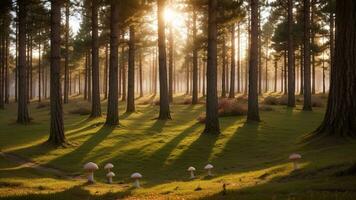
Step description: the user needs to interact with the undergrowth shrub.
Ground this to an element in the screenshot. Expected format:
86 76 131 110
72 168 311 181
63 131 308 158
263 96 279 105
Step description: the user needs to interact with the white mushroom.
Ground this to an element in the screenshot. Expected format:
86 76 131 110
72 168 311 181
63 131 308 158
104 163 114 172
83 162 99 183
204 164 214 176
289 153 302 170
131 173 142 188
187 166 196 179
106 172 115 184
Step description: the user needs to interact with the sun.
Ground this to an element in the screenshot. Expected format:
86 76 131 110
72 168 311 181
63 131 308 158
164 6 186 29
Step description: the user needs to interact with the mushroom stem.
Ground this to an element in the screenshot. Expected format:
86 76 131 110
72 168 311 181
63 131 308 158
208 169 212 176
108 177 113 184
134 179 140 188
293 161 299 170
190 171 195 179
87 171 94 183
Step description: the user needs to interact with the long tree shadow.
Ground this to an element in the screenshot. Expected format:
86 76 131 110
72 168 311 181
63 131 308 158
47 126 115 171
0 183 134 200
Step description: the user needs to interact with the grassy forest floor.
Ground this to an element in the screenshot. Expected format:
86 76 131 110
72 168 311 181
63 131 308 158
0 94 355 200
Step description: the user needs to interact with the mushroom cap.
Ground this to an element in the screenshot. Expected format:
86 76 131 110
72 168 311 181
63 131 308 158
204 164 214 170
187 166 196 171
84 162 99 171
106 172 115 177
289 153 302 160
131 172 142 179
104 163 114 169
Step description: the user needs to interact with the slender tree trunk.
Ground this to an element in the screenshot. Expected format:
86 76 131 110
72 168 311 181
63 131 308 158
264 38 268 93
247 0 260 122
105 1 119 126
229 25 236 98
192 8 198 104
38 30 41 102
121 45 127 101
48 0 66 145
157 0 171 119
104 42 109 99
0 31 3 109
311 2 316 95
84 52 88 100
314 0 356 137
64 1 69 104
287 0 295 107
15 21 18 102
168 23 174 102
139 50 143 98
202 58 206 97
303 0 312 111
126 25 135 113
274 60 277 92
237 23 241 93
17 0 30 123
300 45 304 95
90 0 101 117
204 0 220 134
221 35 226 98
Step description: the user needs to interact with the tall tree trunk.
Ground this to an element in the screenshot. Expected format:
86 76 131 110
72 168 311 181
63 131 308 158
126 25 135 113
202 57 206 97
90 0 101 117
105 1 119 126
139 50 143 98
221 35 226 98
17 0 30 123
48 0 66 145
311 1 316 95
192 8 198 104
104 42 108 99
64 1 69 104
38 30 41 102
157 0 171 120
204 0 220 134
300 45 304 95
264 38 268 93
247 0 260 122
314 0 356 137
0 31 3 109
121 45 127 101
84 52 88 100
15 21 18 102
168 23 174 102
229 25 236 98
237 23 241 93
303 0 312 111
274 60 277 92
287 0 295 107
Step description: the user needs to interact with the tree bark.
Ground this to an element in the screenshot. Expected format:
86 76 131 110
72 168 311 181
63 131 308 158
90 0 101 117
168 23 174 102
17 0 30 123
303 0 312 111
229 25 236 98
247 0 260 122
64 1 69 104
287 0 295 107
314 0 356 137
139 50 143 98
221 35 226 98
204 0 220 134
192 8 198 104
104 42 108 99
126 25 135 113
38 30 42 102
48 0 66 145
126 25 136 113
105 1 119 126
157 0 171 120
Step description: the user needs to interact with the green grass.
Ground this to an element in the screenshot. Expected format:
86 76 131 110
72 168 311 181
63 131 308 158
0 95 355 200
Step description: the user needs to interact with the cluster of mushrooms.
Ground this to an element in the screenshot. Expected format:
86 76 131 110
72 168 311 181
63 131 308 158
83 162 142 188
83 155 301 188
187 164 214 179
